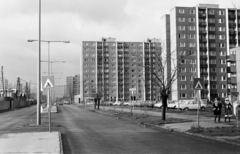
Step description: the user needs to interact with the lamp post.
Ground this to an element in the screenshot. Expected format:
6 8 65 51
28 39 69 126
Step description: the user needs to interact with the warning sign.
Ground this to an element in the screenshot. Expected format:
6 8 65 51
194 78 203 90
42 76 54 89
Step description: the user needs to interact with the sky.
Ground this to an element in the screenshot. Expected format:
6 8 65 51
0 0 239 90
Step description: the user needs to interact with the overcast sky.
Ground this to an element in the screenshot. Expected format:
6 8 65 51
0 0 239 89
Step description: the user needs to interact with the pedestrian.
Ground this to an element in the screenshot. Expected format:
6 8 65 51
224 98 233 122
213 98 222 123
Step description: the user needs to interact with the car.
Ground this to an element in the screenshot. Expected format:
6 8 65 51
113 101 122 106
178 100 207 111
58 102 63 106
123 102 132 106
154 101 162 108
63 101 70 105
167 100 178 109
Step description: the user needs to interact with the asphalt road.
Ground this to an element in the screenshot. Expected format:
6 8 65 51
1 105 240 154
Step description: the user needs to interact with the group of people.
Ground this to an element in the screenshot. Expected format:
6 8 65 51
213 98 233 123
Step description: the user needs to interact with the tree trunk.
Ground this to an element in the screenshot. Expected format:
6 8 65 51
97 99 100 110
162 94 168 120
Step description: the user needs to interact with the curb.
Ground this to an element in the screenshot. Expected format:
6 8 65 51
58 132 64 154
91 108 240 147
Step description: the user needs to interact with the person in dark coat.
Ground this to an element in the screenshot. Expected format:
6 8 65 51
224 98 233 122
213 98 222 122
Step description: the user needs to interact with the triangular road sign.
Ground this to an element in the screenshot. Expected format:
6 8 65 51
194 78 204 90
43 79 53 88
195 81 203 89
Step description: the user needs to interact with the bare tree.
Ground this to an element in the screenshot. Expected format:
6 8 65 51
144 44 185 120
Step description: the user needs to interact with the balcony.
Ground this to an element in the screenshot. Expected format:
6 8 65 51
229 39 237 44
200 63 208 67
199 22 207 26
230 77 237 84
230 88 238 93
229 22 236 27
200 55 208 59
200 47 207 51
199 13 206 18
199 30 207 34
229 14 236 19
199 38 207 43
200 72 208 76
229 31 237 35
227 66 236 73
226 54 236 62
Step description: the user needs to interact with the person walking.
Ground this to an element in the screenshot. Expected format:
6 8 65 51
213 98 222 123
224 98 233 122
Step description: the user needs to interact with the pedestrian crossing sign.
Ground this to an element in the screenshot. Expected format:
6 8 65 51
42 76 54 89
194 78 203 90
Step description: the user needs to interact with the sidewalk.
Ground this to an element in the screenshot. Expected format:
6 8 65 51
84 105 237 132
0 132 63 154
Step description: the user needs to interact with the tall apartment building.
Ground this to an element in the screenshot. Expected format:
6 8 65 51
66 75 80 99
80 38 161 102
161 4 240 101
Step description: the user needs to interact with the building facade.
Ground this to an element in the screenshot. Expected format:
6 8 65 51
66 75 80 99
80 38 161 102
162 4 240 101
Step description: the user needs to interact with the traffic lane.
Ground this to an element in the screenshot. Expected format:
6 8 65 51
57 105 240 154
0 105 60 134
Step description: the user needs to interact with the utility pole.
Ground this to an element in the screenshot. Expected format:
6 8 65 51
1 66 5 97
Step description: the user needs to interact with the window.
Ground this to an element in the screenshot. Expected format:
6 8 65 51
178 26 186 30
190 51 196 55
179 51 186 56
180 93 187 98
219 43 225 48
189 43 196 47
209 18 215 23
219 27 226 31
179 34 185 39
189 34 195 39
209 27 215 31
218 18 225 23
210 43 216 48
180 76 186 81
219 35 225 40
190 67 196 72
221 76 227 81
209 35 215 39
179 9 185 14
211 76 217 81
222 93 227 97
219 10 225 15
220 51 226 56
208 10 215 15
211 85 217 89
190 76 193 81
181 59 186 64
189 26 195 31
210 59 216 64
188 18 195 22
210 68 216 72
178 17 185 22
230 50 236 54
180 68 186 72
221 68 226 72
188 9 195 14
178 42 185 47
220 59 226 64
180 85 186 89
209 51 216 56
222 84 227 89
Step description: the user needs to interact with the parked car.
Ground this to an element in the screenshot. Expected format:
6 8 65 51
123 102 132 106
178 100 207 111
154 101 162 108
63 101 70 105
105 101 113 106
113 101 123 106
167 100 178 109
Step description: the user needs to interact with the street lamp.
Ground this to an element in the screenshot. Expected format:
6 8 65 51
28 40 70 76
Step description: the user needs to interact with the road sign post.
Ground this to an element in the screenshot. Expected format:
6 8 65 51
42 76 54 133
129 88 136 116
194 78 203 128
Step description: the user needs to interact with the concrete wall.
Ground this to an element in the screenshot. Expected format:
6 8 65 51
0 101 10 110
